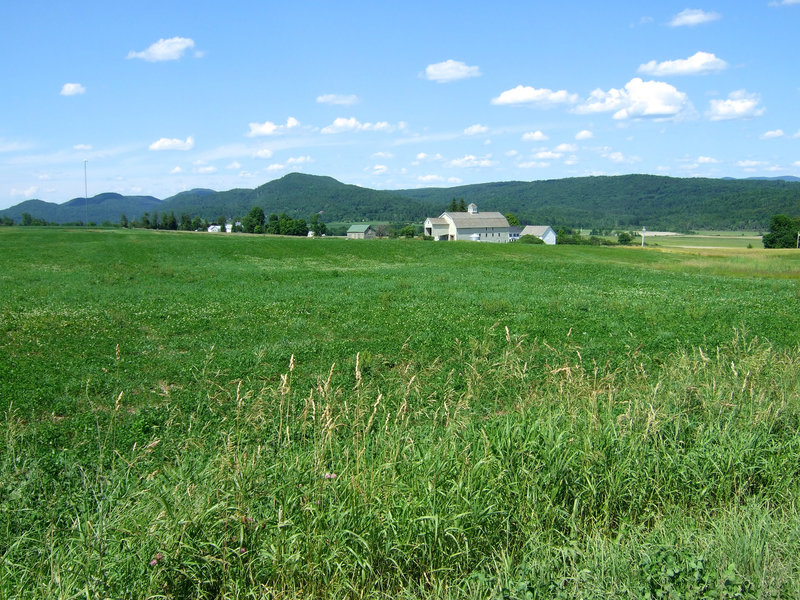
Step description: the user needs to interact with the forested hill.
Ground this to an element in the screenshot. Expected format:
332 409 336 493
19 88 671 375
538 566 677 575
2 173 800 231
161 173 428 223
394 174 800 231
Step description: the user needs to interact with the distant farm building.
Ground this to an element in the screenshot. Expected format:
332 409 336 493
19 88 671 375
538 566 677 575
520 225 557 245
347 224 377 239
423 203 510 242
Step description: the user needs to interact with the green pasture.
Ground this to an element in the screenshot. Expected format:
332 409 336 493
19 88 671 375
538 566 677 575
646 234 764 249
2 228 800 599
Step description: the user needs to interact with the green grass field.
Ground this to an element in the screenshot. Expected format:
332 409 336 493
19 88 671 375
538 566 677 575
2 228 800 599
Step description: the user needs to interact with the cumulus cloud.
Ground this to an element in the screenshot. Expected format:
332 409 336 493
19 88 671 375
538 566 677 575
555 143 578 152
518 161 550 169
522 130 549 141
195 165 217 174
424 59 481 83
737 159 767 168
575 77 692 120
317 93 359 105
575 130 594 140
418 174 445 183
447 154 496 168
60 83 86 96
149 136 195 151
247 117 299 137
371 164 388 175
226 161 242 170
416 152 443 161
127 37 196 61
287 155 312 165
170 166 183 174
11 186 38 197
464 124 489 135
668 9 721 27
321 117 403 134
638 51 728 76
535 150 562 160
697 156 720 163
492 85 578 106
761 129 784 139
254 148 274 159
707 90 765 121
373 152 393 159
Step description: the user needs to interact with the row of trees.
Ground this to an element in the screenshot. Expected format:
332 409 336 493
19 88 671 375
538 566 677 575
241 207 320 236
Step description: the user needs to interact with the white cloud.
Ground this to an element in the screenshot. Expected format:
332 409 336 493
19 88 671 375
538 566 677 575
707 90 765 121
372 164 388 175
518 161 550 168
505 150 519 157
448 177 463 184
492 85 578 106
464 124 489 135
226 161 242 169
761 129 785 139
60 83 86 96
416 152 443 161
11 186 38 197
127 37 196 61
522 130 549 141
321 117 401 134
697 156 719 163
195 166 217 174
424 59 481 83
266 163 285 172
602 149 639 164
737 160 767 168
448 154 496 168
372 152 393 159
149 136 195 151
575 129 594 140
287 155 312 165
535 150 562 160
576 77 692 120
254 149 273 159
73 144 92 151
418 174 445 183
669 9 721 27
638 51 728 76
170 166 183 174
247 117 299 137
794 161 800 167
316 93 359 105
555 143 578 152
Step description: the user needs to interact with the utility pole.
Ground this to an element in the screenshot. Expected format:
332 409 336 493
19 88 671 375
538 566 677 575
642 226 646 247
84 160 88 227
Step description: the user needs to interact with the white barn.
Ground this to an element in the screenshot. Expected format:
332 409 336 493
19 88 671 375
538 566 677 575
424 203 510 243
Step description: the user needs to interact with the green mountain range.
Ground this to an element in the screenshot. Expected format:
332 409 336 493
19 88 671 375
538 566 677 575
2 172 800 231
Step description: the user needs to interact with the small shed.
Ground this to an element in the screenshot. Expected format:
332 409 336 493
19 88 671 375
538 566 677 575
520 225 557 245
347 224 377 239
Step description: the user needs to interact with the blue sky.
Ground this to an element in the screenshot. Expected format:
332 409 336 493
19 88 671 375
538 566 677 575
2 1 799 210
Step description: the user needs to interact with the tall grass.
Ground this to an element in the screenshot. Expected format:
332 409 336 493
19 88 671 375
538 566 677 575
3 327 799 598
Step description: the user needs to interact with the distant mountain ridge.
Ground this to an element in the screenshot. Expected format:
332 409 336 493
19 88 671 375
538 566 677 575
2 172 800 231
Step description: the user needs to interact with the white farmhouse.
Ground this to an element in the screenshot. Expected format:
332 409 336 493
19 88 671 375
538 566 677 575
423 203 510 242
519 225 557 245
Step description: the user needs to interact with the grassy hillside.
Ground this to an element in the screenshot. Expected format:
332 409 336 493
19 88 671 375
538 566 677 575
2 229 800 598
